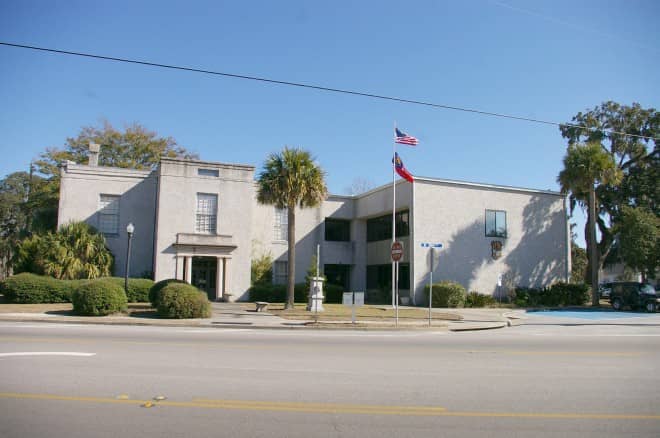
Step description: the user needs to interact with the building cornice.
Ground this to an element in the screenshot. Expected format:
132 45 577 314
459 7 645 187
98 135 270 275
61 162 153 179
160 157 255 171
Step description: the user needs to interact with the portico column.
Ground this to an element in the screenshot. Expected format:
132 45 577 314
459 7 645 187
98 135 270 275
223 258 230 297
175 256 184 281
185 256 193 284
216 257 224 301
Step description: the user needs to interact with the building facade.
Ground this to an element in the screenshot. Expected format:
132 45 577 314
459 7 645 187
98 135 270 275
58 153 570 304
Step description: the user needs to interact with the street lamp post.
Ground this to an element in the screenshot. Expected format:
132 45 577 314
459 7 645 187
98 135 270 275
125 223 135 294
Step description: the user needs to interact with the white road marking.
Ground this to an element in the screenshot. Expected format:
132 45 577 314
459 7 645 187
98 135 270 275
0 352 96 357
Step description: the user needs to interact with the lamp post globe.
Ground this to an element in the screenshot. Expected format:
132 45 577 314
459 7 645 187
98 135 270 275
125 223 135 294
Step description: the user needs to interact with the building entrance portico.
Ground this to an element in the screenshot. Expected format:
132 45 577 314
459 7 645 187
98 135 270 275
173 233 237 301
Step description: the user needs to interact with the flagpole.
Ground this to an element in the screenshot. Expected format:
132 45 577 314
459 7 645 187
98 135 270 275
392 122 397 309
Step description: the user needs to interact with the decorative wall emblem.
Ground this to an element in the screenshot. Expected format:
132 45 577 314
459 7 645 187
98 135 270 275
491 240 503 260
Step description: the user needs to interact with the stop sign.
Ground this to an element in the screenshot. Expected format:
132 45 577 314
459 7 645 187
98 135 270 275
391 241 404 262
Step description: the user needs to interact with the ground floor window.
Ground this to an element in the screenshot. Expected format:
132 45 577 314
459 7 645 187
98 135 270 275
366 263 409 290
324 264 351 290
273 261 288 285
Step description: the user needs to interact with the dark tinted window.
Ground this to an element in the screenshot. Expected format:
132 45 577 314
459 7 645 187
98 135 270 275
325 219 350 241
367 210 409 242
366 263 409 290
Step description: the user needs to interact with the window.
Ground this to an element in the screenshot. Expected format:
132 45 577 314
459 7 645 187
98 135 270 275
274 208 288 241
198 168 219 177
196 193 218 234
273 261 288 285
98 194 120 235
366 210 409 242
485 210 507 238
366 263 410 290
325 218 350 242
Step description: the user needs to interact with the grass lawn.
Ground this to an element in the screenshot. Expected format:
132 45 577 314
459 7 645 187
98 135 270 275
240 303 462 321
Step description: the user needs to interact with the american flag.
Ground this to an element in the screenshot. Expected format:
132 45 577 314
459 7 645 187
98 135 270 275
395 128 418 146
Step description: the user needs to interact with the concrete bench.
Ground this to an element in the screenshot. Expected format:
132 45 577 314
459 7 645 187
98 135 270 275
255 301 269 312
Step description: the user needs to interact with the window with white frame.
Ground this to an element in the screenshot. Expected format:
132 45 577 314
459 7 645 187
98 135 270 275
273 207 288 241
98 194 120 235
196 193 218 234
273 261 288 285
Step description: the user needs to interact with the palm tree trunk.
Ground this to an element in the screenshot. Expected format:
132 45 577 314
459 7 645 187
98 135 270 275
286 206 296 310
588 186 599 306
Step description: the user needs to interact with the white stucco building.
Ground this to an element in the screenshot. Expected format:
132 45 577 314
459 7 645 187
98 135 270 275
58 151 570 304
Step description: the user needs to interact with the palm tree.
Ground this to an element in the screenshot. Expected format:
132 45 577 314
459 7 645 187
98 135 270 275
558 142 621 306
257 147 327 309
17 221 114 280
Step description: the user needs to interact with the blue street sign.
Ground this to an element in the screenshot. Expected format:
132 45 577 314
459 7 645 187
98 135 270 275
420 242 443 248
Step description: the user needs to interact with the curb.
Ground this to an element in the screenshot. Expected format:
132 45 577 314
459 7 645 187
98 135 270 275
0 316 507 332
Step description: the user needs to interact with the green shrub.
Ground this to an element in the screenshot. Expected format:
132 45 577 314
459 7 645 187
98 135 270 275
16 222 114 280
513 287 541 307
149 278 187 308
548 282 590 306
0 273 72 303
324 284 345 304
465 291 497 308
424 281 466 308
124 278 154 303
156 283 211 319
72 278 127 316
513 283 590 308
249 283 310 303
95 277 155 303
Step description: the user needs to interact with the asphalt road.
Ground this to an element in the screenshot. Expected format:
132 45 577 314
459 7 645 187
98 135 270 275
0 321 659 438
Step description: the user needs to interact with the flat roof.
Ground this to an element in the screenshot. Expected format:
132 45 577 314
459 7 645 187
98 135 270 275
329 176 563 199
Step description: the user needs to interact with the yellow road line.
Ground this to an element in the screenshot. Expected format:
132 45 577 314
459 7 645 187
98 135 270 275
1 392 658 419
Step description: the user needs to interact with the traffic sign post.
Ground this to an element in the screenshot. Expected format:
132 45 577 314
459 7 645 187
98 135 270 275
420 242 443 327
343 291 364 324
391 241 403 262
391 241 404 327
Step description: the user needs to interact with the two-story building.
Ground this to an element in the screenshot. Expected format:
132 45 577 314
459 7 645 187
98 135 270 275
58 148 570 304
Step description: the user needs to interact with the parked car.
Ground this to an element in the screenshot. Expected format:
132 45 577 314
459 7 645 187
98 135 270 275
609 282 659 312
598 282 612 299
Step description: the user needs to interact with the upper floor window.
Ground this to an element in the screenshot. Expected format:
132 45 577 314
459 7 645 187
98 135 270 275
367 210 409 242
98 194 120 235
325 218 350 242
196 193 217 234
198 168 219 177
274 208 288 241
485 210 507 238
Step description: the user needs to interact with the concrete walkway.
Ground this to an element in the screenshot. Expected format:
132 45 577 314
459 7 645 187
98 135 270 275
0 303 519 331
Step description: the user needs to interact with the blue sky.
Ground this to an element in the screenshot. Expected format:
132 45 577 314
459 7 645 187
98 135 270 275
1 0 658 245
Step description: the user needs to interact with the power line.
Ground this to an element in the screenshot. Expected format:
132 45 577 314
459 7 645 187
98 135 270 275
1 41 658 142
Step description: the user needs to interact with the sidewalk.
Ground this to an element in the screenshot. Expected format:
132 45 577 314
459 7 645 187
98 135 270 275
0 302 519 332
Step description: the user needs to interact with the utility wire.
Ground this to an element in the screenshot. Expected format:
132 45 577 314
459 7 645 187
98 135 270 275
1 41 658 142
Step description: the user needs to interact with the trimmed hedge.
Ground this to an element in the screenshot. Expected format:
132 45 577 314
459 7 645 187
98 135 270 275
323 284 345 304
513 282 590 307
0 274 155 305
156 283 211 319
465 291 498 308
99 277 154 303
248 282 345 304
149 278 187 308
424 281 467 308
0 273 74 303
71 278 128 316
